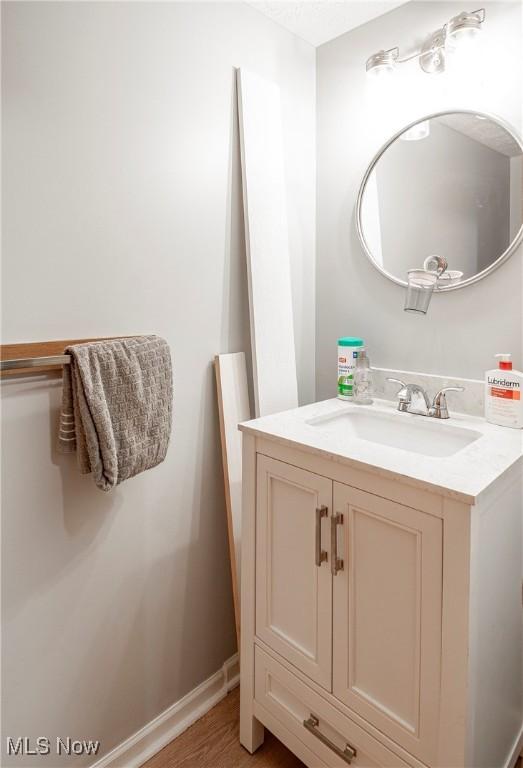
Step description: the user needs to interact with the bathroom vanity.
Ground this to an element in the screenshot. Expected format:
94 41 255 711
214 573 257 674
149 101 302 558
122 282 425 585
239 399 522 768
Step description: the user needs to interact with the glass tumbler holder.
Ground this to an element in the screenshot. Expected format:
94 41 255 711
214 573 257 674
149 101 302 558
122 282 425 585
404 269 439 314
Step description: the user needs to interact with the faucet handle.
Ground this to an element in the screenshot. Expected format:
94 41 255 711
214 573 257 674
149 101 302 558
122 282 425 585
433 385 465 400
430 386 465 419
387 377 409 412
386 377 407 392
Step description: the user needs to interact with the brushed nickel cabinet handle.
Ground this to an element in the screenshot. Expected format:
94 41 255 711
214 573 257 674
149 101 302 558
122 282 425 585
331 513 344 575
315 506 328 566
303 715 357 764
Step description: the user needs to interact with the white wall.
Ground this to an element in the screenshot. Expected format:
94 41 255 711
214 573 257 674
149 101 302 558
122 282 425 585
1 3 315 765
316 0 522 396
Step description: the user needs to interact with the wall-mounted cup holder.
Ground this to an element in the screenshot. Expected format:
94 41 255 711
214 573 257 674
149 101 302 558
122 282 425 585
404 269 438 314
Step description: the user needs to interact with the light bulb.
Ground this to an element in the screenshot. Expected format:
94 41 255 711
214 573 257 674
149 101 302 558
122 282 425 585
446 24 481 52
445 10 483 52
367 63 394 80
366 49 397 80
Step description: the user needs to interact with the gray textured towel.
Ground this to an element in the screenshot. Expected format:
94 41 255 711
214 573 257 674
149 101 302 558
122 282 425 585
58 336 172 491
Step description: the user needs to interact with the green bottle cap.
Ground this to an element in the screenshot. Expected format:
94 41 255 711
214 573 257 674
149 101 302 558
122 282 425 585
338 337 364 347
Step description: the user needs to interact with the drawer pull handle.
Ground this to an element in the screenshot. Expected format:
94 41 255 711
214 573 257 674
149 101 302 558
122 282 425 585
315 506 328 566
331 513 344 575
303 714 357 764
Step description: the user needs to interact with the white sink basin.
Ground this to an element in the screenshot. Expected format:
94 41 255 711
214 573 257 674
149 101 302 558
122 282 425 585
306 408 482 458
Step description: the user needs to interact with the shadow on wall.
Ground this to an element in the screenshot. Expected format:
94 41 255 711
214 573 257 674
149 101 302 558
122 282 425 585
83 358 236 762
50 398 124 535
61 365 236 760
1 377 119 599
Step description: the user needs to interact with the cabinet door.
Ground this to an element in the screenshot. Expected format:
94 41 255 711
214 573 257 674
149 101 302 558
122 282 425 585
332 483 442 764
256 455 332 690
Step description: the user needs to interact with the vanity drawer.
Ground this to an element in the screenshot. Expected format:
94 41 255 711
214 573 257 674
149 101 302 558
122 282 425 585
254 646 411 768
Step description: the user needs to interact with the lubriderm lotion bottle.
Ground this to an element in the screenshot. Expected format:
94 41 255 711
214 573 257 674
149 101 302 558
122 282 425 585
485 354 523 428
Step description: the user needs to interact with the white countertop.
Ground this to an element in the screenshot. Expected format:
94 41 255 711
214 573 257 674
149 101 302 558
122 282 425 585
239 398 523 504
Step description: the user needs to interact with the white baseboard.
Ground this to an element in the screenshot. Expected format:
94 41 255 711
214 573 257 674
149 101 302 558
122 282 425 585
91 653 239 768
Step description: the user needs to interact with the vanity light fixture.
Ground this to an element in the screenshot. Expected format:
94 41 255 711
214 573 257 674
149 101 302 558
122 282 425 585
365 8 485 78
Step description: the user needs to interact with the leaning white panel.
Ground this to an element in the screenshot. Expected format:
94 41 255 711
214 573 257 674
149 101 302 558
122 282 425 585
237 68 298 417
214 352 251 646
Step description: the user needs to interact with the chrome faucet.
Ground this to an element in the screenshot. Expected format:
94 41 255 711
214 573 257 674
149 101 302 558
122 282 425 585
387 378 464 419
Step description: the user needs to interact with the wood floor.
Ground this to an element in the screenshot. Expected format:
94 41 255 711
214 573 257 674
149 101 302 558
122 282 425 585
142 687 304 768
143 687 523 768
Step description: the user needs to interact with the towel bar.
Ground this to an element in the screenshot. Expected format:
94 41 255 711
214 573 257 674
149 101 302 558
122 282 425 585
1 354 71 371
0 337 138 377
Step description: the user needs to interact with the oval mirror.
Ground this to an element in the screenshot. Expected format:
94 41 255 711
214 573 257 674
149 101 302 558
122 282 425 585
356 111 523 291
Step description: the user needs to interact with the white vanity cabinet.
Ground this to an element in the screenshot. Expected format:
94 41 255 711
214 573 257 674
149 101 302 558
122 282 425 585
254 454 441 764
239 403 523 768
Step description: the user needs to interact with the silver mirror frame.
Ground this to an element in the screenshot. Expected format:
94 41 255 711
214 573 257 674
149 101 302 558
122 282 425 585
355 109 523 292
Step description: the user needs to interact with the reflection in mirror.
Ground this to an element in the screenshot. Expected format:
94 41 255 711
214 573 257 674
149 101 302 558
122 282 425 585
358 112 523 290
